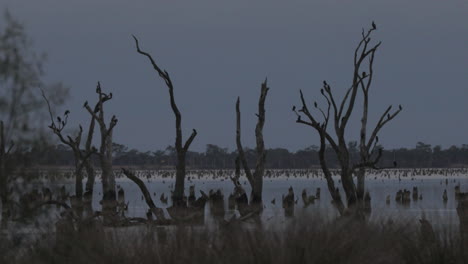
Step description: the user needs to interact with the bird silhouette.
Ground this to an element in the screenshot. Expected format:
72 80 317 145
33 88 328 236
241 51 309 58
372 21 377 30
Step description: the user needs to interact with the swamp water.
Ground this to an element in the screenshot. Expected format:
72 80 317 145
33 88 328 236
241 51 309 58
2 169 468 233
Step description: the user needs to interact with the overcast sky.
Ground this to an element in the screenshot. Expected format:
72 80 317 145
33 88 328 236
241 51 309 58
3 0 468 152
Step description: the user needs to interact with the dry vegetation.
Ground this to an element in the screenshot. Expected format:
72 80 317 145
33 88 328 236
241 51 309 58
1 215 467 264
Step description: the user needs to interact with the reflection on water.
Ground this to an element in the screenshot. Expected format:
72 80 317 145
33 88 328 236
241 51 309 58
3 169 468 229
47 175 468 226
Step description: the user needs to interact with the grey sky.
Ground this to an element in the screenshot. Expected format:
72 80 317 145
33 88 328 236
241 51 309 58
3 0 468 152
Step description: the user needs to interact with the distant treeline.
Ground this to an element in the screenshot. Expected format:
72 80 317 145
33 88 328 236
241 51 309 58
23 142 468 169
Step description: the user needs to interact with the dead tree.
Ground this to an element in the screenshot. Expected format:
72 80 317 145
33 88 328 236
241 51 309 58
293 22 401 213
133 36 197 206
0 121 14 224
122 168 167 221
40 88 96 200
84 82 118 201
356 57 403 200
236 80 269 203
83 106 97 199
229 155 248 211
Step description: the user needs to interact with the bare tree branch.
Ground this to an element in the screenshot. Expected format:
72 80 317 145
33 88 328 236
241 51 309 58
183 129 197 152
122 168 167 221
235 79 269 202
366 106 402 151
236 97 254 186
133 35 197 204
294 22 401 212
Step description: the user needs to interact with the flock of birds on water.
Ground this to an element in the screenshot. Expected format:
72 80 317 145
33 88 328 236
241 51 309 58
4 167 466 232
27 168 468 211
42 167 468 182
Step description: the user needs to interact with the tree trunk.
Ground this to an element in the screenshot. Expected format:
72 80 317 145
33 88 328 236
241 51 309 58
84 111 97 198
105 130 115 200
356 168 365 201
173 152 186 206
100 156 115 200
83 160 95 217
235 80 269 204
251 175 263 204
133 36 197 208
252 80 268 203
98 129 116 201
318 131 345 215
340 168 357 208
101 136 117 225
73 150 84 199
122 168 167 221
84 160 95 196
83 87 117 203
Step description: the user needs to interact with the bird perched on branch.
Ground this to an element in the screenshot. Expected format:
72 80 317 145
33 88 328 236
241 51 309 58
372 21 377 30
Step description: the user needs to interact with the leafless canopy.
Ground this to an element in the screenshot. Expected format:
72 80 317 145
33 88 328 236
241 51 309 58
293 22 401 212
40 86 97 199
83 82 118 201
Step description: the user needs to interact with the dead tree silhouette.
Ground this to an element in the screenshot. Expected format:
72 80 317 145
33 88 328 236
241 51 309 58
356 31 402 200
235 80 269 204
121 168 167 221
293 22 401 215
83 83 118 204
40 87 97 202
132 35 197 207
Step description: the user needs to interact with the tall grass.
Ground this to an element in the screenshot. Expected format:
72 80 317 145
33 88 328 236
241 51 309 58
1 215 467 264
